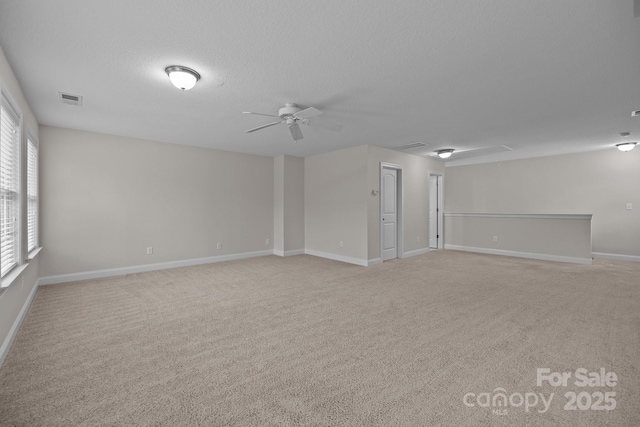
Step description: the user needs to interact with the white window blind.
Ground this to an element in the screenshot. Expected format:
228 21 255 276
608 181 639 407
27 136 38 252
1 97 20 277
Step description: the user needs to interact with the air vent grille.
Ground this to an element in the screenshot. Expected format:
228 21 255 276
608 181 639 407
395 142 427 151
58 92 83 106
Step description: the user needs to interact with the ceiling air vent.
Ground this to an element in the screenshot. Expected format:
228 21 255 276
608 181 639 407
58 92 83 106
395 142 427 151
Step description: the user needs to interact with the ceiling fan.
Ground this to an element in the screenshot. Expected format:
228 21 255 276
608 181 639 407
243 102 341 142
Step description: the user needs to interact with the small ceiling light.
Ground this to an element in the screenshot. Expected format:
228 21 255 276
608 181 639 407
165 66 200 91
616 132 636 152
616 142 637 152
436 149 454 159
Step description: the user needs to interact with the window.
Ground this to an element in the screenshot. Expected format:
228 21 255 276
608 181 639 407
27 136 38 252
0 95 21 278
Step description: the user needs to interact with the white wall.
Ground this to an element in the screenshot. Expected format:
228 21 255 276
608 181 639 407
445 213 593 263
274 156 285 252
367 146 445 261
445 148 640 258
0 45 41 359
305 145 369 263
274 155 304 255
283 156 305 253
305 144 445 265
39 126 274 277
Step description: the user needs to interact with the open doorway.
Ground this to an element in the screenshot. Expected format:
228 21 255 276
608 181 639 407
429 174 444 249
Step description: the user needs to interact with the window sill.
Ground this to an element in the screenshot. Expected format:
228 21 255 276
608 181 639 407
0 263 29 290
0 247 42 292
28 246 43 261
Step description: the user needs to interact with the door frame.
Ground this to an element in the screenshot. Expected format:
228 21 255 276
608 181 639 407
429 172 444 249
380 162 404 261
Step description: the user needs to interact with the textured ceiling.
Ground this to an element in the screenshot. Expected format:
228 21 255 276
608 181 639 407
0 0 639 165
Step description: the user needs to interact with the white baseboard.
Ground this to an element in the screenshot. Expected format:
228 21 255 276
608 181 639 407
304 249 368 267
38 250 275 286
273 249 305 257
306 248 430 268
0 280 39 367
38 249 637 288
592 252 640 262
401 247 430 258
445 245 592 265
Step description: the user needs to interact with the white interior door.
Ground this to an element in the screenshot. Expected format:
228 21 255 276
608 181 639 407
382 168 398 260
429 175 439 248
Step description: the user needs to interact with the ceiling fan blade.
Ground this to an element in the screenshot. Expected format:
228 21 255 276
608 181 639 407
289 123 304 141
294 107 322 120
313 118 343 132
243 111 280 118
245 121 282 133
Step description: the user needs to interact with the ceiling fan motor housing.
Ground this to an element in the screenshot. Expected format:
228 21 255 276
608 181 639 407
279 103 301 118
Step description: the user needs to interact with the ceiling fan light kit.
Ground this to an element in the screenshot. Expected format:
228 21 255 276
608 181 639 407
165 65 200 91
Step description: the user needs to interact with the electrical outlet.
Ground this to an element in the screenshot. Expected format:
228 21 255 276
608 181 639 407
146 247 153 255
626 203 633 210
493 236 498 242
417 236 420 242
217 243 222 250
266 238 270 245
339 240 344 247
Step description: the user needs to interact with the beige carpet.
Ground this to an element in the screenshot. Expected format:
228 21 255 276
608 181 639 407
1 251 639 426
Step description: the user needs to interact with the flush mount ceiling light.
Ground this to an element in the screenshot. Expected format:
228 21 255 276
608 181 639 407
436 149 455 159
616 132 636 152
165 66 200 91
616 142 637 152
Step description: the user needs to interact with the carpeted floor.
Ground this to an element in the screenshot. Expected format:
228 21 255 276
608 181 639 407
0 251 639 426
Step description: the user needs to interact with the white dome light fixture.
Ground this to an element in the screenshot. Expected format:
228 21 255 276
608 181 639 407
165 65 200 91
616 132 636 152
616 142 637 152
436 149 455 159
